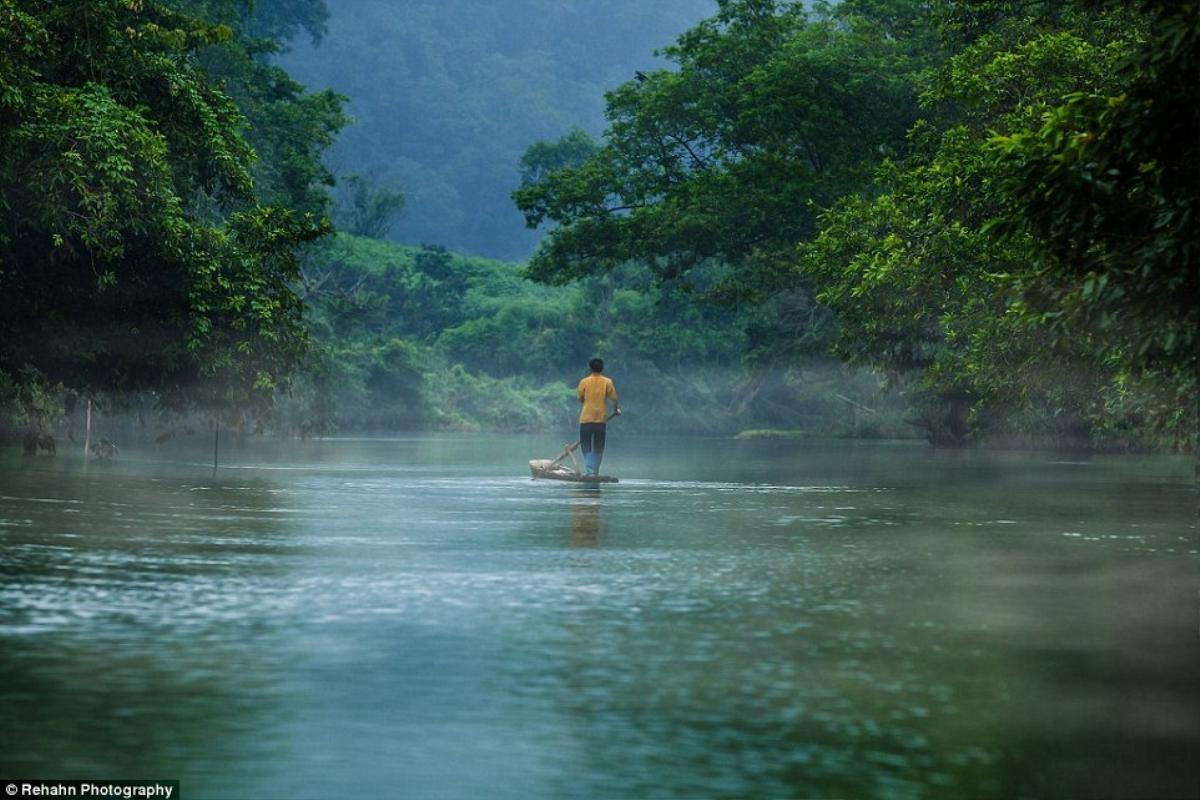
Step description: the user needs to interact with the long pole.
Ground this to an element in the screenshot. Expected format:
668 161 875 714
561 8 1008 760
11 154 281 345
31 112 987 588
544 411 620 470
83 398 92 463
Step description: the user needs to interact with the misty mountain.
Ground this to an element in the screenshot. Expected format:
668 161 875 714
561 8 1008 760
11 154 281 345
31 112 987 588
276 0 716 260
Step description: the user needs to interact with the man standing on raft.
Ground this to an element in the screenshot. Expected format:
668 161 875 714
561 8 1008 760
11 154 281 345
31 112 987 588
577 358 620 475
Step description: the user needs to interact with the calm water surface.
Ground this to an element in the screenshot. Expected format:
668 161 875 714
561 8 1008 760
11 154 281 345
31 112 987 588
1 435 1197 799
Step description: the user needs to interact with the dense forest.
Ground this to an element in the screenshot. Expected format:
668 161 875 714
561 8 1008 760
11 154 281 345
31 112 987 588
511 0 1197 448
277 231 900 437
0 0 1195 452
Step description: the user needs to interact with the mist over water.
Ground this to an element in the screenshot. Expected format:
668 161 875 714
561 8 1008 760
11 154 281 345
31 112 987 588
1 436 1196 799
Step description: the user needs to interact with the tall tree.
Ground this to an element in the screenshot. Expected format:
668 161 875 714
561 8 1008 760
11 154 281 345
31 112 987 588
168 0 347 216
0 0 330 426
804 3 1149 444
986 0 1198 445
511 0 939 408
514 0 931 300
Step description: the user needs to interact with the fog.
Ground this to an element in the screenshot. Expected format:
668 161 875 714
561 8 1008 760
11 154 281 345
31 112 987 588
278 0 717 259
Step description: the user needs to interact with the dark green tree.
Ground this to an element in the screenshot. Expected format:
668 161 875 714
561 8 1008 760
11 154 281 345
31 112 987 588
0 0 329 428
986 0 1198 446
514 0 930 300
518 128 599 188
168 0 347 216
804 3 1147 445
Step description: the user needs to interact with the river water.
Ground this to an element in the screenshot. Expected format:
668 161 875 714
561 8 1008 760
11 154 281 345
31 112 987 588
1 435 1196 799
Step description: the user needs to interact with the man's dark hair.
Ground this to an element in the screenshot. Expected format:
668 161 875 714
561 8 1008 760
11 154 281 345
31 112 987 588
589 358 604 373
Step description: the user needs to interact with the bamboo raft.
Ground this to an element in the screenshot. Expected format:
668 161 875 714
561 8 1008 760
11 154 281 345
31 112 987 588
529 459 618 482
529 439 618 483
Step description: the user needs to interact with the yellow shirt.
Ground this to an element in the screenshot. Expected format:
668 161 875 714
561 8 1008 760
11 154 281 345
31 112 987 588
577 374 618 423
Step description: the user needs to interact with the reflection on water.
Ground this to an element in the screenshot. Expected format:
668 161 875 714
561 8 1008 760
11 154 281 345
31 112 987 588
569 488 601 548
0 436 1197 799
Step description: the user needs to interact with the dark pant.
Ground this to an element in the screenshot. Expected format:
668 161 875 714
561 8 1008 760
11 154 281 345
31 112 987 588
579 422 606 472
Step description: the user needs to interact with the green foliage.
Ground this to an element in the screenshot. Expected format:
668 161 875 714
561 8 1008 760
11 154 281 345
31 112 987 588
515 0 929 300
0 368 63 439
0 0 332 431
510 0 1189 449
312 336 428 430
439 298 581 377
422 366 575 433
169 0 348 216
511 0 939 403
283 235 551 431
518 128 599 188
175 206 326 423
9 0 1188 451
803 2 1158 446
281 233 882 435
984 0 1198 447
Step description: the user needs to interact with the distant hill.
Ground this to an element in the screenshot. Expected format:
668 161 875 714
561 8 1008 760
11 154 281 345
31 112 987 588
276 0 716 260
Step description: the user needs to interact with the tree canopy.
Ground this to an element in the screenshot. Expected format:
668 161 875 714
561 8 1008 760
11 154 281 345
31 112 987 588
515 0 1197 448
985 0 1198 441
515 0 933 296
0 0 343 429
